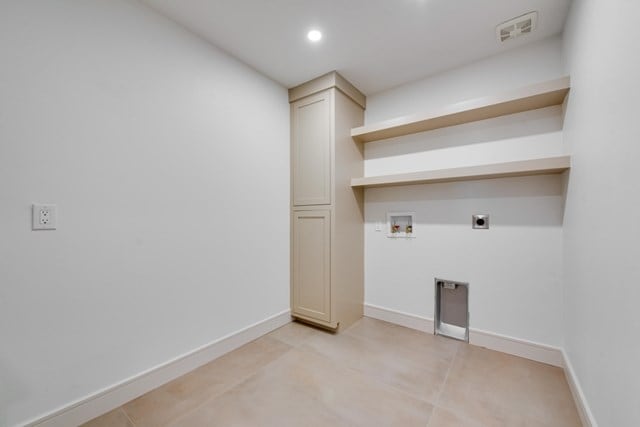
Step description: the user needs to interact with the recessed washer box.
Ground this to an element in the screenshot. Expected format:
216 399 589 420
386 212 415 238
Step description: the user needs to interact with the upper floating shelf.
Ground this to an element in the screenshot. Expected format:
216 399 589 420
351 76 570 143
350 155 571 188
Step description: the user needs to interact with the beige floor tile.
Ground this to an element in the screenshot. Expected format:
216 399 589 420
267 320 330 347
427 406 485 427
80 408 134 427
122 336 291 427
274 347 433 426
173 346 432 427
438 344 581 426
168 364 345 427
84 318 582 427
344 316 431 343
304 318 458 403
345 317 460 363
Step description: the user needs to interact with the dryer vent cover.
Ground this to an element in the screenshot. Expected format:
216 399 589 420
497 11 538 42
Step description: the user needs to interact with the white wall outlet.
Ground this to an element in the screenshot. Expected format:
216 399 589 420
32 204 57 230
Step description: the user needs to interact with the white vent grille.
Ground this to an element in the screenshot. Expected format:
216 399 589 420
496 11 538 42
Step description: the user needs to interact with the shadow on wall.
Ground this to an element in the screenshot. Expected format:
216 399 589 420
365 173 567 227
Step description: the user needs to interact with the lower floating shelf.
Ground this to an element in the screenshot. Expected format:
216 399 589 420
351 155 571 188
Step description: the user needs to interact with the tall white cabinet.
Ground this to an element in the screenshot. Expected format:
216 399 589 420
289 72 366 330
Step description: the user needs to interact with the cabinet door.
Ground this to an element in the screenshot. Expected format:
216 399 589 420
292 91 332 206
292 210 331 322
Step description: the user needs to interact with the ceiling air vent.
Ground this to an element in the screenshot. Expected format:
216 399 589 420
496 11 538 42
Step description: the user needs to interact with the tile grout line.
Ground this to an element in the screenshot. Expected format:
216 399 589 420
340 322 463 425
302 333 417 402
119 407 137 427
279 327 438 418
276 331 435 425
424 341 462 427
268 326 324 349
165 338 297 426
85 321 580 426
428 343 539 427
317 326 456 409
433 341 461 407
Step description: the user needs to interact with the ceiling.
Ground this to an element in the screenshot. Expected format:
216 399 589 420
140 0 572 94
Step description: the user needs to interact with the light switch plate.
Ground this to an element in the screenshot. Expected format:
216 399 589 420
32 204 57 230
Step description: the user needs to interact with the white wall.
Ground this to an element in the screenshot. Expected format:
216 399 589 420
363 37 566 346
562 1 640 426
366 36 565 122
0 1 289 426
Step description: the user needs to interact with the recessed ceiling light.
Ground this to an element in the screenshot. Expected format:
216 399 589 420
307 30 322 42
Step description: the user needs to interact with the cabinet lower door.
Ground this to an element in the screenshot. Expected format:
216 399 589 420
292 210 331 322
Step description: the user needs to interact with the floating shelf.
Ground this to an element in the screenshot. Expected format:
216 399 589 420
350 155 571 188
351 76 570 143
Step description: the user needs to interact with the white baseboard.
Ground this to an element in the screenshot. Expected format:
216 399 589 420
364 303 434 333
363 303 563 367
469 328 563 367
25 310 291 427
562 349 598 427
23 307 595 427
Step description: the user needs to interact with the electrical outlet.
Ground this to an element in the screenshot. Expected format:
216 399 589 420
32 204 57 230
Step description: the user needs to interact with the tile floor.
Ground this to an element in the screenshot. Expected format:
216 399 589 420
83 318 581 426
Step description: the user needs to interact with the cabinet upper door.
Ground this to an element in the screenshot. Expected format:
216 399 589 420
292 91 332 206
292 210 331 322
